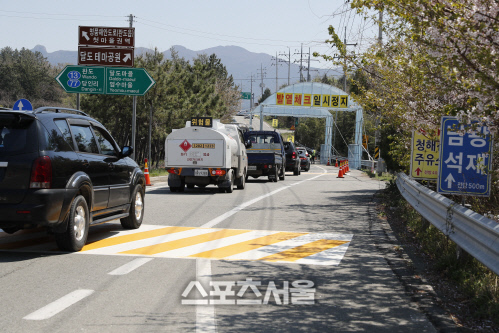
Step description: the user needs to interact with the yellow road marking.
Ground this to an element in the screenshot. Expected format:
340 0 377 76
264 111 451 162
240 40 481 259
258 239 349 262
119 228 251 255
189 232 307 259
82 226 195 251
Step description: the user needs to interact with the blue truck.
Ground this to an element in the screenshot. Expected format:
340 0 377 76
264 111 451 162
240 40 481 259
243 131 286 182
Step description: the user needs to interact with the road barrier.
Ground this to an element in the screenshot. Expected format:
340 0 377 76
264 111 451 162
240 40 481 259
396 172 499 276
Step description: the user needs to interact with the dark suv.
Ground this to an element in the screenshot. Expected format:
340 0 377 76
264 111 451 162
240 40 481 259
284 141 301 175
0 107 145 251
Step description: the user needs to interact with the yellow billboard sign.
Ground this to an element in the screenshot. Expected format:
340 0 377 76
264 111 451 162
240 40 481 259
410 131 440 179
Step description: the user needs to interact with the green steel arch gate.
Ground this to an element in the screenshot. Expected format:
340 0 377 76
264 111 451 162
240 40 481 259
251 82 364 169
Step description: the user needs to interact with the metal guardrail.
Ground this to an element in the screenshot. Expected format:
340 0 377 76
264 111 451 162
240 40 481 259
360 159 377 170
396 172 499 276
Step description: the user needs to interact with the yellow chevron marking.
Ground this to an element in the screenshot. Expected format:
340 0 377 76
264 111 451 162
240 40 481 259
81 226 195 251
119 228 251 255
259 239 349 262
189 232 306 259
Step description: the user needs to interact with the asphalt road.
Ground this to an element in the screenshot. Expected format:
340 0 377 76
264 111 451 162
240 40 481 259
0 165 439 332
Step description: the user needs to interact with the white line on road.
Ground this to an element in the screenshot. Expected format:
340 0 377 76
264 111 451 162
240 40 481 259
196 170 326 333
107 257 154 275
23 289 94 320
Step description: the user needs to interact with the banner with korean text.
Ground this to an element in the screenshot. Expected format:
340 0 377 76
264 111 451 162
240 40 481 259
276 93 348 108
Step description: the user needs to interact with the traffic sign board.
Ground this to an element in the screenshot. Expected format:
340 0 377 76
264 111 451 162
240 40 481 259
437 116 493 196
410 131 440 180
78 46 134 67
240 92 251 100
55 66 155 96
12 99 33 111
79 26 135 47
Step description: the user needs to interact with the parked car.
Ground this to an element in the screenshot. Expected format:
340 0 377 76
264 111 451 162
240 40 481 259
296 147 311 172
0 107 146 251
284 141 301 175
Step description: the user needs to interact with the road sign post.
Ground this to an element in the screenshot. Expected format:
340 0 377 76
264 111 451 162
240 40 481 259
55 65 155 96
437 116 493 196
410 130 440 180
78 46 134 67
13 99 33 111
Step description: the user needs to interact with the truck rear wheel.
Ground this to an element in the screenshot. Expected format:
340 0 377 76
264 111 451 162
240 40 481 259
237 171 246 189
280 166 285 180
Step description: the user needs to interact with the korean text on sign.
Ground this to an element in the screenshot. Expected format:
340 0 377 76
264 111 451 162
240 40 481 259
437 116 493 196
410 131 440 180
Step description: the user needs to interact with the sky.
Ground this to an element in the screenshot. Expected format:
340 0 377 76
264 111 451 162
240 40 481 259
0 0 380 71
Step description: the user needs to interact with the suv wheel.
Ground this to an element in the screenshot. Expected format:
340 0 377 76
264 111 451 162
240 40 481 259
121 184 144 229
55 195 89 252
293 165 300 175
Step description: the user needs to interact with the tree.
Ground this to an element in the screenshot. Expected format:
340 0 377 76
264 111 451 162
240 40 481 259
0 47 64 107
258 88 272 104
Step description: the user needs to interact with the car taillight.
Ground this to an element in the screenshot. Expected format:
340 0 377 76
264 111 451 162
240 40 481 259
292 152 297 159
30 156 52 189
211 169 226 176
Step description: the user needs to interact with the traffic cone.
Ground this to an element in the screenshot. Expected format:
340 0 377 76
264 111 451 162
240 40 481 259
335 159 338 167
337 163 344 178
345 160 349 173
144 158 152 186
327 158 330 166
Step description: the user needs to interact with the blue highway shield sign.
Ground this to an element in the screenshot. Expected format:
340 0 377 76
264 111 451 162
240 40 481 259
438 116 493 196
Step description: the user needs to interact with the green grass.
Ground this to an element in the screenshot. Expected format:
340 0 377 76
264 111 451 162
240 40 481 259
381 179 499 324
148 168 169 177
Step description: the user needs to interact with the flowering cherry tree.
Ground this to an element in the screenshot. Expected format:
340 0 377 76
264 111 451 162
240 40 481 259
315 0 499 201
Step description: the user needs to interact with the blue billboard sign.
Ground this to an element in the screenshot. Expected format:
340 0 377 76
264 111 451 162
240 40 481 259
438 116 493 196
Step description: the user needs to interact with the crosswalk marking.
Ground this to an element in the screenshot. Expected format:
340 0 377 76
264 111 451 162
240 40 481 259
0 224 354 266
119 228 252 256
259 239 349 262
190 232 305 259
82 226 195 251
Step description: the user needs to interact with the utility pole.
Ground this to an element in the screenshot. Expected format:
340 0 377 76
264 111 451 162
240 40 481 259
271 52 281 92
293 44 305 82
249 74 255 129
257 64 266 102
129 13 137 161
278 48 291 86
306 48 319 82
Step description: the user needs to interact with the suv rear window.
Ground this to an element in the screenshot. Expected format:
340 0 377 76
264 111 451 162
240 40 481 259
0 114 37 156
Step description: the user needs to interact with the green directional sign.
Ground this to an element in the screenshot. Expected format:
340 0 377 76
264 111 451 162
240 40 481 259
55 65 156 96
240 92 251 100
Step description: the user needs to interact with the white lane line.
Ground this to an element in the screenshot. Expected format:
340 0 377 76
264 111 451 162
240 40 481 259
82 228 217 255
23 289 94 320
194 171 326 332
196 259 216 333
153 230 279 258
108 257 153 275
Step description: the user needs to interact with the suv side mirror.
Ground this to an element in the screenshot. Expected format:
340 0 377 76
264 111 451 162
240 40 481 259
245 140 252 149
120 146 133 158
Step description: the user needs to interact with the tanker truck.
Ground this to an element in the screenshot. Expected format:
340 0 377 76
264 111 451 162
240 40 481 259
164 118 251 193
